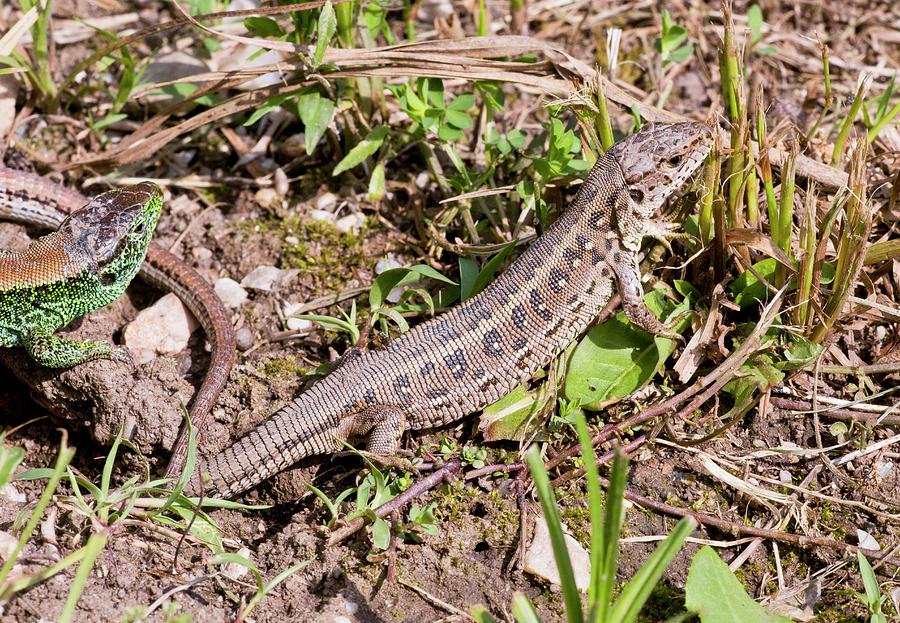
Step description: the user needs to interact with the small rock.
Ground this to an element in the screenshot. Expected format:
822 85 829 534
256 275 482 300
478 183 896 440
274 168 289 197
0 530 17 561
234 327 255 351
222 547 253 581
285 235 300 245
0 483 25 503
779 470 792 484
309 209 335 223
524 515 590 591
335 213 365 234
280 133 306 158
283 302 314 332
214 277 249 308
254 187 281 210
415 171 431 189
193 247 213 270
857 529 880 551
240 266 297 292
287 317 313 331
123 293 200 364
316 192 338 211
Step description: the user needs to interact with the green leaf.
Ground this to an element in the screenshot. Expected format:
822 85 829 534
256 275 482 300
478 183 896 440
479 384 546 442
369 265 455 310
372 517 391 550
563 297 684 410
368 162 386 202
244 16 284 38
729 258 777 307
333 125 387 176
444 108 473 130
438 123 464 142
685 547 791 623
298 90 335 156
511 593 541 623
243 89 302 126
448 93 475 111
747 5 763 44
458 257 479 301
0 444 24 490
314 0 336 66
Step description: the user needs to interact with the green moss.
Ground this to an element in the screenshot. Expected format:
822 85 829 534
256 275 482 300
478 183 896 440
261 356 309 379
239 215 367 290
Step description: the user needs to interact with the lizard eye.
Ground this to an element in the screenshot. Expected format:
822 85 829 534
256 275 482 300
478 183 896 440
133 222 146 236
667 154 683 166
629 188 645 203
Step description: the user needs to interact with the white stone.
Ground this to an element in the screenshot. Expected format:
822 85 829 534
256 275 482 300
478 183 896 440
0 530 17 561
857 529 881 551
240 266 297 292
214 278 248 309
316 192 338 211
524 515 590 591
309 209 336 223
283 302 314 331
334 213 365 234
123 293 199 364
0 483 26 503
221 547 253 581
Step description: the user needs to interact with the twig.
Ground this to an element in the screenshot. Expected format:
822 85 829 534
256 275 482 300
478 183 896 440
327 459 462 546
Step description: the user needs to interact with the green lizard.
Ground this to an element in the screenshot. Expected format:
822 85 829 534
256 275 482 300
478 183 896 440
0 182 162 367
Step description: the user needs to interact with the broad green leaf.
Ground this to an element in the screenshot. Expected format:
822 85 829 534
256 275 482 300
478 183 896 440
729 258 777 307
447 92 475 111
459 257 479 301
479 384 546 442
685 547 791 623
333 125 387 176
444 108 473 130
563 298 683 410
314 0 336 66
244 16 284 38
778 338 824 371
469 242 516 298
298 90 334 156
369 265 455 309
372 517 391 550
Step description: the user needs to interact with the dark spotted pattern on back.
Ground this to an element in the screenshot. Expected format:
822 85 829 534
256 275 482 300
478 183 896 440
513 337 527 350
483 328 503 357
444 349 468 380
420 361 435 375
548 267 569 294
511 304 527 330
529 289 552 321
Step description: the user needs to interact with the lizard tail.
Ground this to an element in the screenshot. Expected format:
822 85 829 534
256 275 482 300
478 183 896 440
191 394 343 498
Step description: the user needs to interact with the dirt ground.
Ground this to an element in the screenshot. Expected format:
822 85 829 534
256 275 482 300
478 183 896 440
1 0 899 621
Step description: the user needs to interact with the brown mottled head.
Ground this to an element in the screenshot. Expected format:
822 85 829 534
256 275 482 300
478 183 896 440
63 182 162 290
609 122 713 217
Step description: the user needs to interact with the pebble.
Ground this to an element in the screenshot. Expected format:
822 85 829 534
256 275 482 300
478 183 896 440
221 547 253 581
0 483 25 503
281 133 306 158
309 209 336 224
215 277 249 308
274 168 289 197
335 213 365 234
524 515 590 591
234 327 255 351
283 302 314 331
0 530 17 561
316 192 338 211
254 187 281 210
240 266 297 292
123 294 200 364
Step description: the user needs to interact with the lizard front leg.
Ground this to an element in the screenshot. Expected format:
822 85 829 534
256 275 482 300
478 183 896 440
609 251 684 341
23 330 129 367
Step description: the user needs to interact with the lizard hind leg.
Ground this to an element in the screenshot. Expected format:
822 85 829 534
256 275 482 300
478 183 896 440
339 405 413 471
24 331 130 367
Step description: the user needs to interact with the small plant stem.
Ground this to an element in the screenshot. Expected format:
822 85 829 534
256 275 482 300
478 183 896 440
326 459 461 545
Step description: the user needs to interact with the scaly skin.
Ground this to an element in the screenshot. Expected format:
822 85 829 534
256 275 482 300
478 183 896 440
0 183 161 366
195 122 714 498
0 169 236 474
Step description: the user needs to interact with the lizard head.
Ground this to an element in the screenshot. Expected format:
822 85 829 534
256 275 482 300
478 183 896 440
64 182 163 293
609 121 714 219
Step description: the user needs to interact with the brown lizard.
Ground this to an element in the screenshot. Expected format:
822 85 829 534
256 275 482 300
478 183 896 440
194 122 714 498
